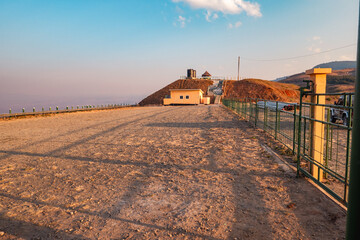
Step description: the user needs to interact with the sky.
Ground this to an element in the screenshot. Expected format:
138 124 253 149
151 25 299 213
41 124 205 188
0 0 359 113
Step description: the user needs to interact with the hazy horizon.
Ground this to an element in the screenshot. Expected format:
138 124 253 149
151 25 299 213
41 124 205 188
0 94 144 114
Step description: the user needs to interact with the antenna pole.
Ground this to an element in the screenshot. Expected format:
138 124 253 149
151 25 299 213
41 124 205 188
237 56 240 80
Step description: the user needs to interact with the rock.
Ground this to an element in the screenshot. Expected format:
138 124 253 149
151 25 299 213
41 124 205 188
287 202 296 209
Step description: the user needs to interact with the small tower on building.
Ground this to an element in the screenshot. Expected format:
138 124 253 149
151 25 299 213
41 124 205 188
202 71 212 79
187 69 196 79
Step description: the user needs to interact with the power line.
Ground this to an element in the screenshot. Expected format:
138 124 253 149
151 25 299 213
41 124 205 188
242 43 356 62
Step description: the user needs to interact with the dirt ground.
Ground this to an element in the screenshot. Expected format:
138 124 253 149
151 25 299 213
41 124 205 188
0 105 346 239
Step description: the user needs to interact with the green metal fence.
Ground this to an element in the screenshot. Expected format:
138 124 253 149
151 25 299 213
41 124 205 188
297 92 354 206
223 98 299 153
223 95 353 206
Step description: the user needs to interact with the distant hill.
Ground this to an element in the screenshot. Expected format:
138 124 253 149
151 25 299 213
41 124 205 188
139 78 300 106
314 61 356 70
278 68 355 93
274 61 356 82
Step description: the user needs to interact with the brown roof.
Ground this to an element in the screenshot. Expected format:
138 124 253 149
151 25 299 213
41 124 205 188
202 71 211 77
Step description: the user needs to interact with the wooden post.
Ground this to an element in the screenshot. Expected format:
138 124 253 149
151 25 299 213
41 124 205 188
306 68 332 181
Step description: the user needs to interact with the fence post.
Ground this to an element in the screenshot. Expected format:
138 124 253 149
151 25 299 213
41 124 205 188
275 101 279 140
297 90 304 177
239 100 242 116
264 101 267 131
255 99 258 127
325 108 331 178
244 98 247 120
249 99 253 121
306 68 332 182
346 5 360 236
292 105 297 155
344 95 353 202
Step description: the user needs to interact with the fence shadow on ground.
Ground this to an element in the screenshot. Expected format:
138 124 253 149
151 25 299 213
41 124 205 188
0 105 346 239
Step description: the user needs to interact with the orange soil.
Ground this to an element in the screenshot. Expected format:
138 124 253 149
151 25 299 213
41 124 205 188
223 79 300 102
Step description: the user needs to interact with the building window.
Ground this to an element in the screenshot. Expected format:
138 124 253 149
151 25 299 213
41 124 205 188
180 96 183 99
186 96 189 99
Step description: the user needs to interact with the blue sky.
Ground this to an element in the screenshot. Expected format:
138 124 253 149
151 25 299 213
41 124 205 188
0 0 359 112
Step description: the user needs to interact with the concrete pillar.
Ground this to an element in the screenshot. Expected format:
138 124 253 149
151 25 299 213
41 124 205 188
305 68 332 181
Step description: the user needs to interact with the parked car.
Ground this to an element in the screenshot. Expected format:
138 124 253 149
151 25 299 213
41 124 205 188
330 95 354 126
256 101 296 111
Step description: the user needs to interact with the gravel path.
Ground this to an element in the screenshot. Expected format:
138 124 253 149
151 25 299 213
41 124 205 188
0 105 345 239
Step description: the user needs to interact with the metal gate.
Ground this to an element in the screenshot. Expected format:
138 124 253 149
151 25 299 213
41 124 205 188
296 87 354 206
223 89 354 206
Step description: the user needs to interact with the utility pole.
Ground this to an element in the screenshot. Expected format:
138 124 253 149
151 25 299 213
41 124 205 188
237 56 240 81
346 4 360 239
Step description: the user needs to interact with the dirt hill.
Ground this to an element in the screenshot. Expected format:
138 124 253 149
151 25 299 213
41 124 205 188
139 78 300 105
279 68 355 93
223 79 300 102
139 79 214 106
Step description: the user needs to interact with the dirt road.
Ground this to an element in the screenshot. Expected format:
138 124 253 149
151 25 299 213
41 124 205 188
0 105 345 239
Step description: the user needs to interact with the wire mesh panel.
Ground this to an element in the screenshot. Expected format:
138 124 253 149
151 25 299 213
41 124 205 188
223 98 298 151
223 95 353 206
277 110 297 151
297 93 353 205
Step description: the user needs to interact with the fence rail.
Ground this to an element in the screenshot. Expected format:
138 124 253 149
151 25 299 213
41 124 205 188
0 104 135 120
223 96 353 206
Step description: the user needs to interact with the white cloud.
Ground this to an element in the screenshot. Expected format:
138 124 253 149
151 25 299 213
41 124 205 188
173 0 262 17
228 21 242 29
205 10 219 22
178 15 187 27
235 21 242 27
205 11 211 21
307 36 323 53
308 46 321 53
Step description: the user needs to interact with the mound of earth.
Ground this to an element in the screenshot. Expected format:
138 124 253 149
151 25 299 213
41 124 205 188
139 79 213 106
279 68 355 93
223 79 300 102
139 78 301 106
